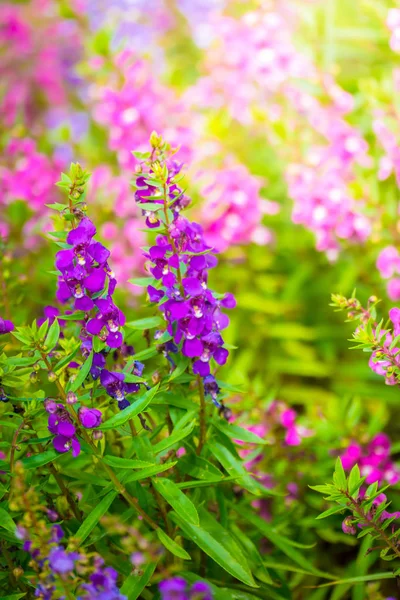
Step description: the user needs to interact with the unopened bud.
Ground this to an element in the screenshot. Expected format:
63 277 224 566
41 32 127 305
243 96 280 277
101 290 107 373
48 371 57 383
66 391 78 405
13 567 24 579
29 372 38 383
92 430 103 441
33 362 41 372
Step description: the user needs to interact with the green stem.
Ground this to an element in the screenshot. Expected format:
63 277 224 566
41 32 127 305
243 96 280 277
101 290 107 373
344 491 400 559
196 375 206 456
40 352 159 530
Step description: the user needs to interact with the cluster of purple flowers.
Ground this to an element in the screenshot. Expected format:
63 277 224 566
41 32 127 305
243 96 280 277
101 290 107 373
44 398 102 457
159 578 213 600
55 214 148 411
18 523 126 599
78 557 127 600
135 158 235 405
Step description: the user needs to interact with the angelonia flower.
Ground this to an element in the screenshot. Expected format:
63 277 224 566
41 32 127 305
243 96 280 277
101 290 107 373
134 136 236 406
0 138 61 247
78 558 127 600
90 50 192 170
376 246 400 301
341 493 400 536
236 401 312 519
387 8 400 53
0 1 82 128
159 577 213 600
45 399 81 457
197 161 278 252
340 433 400 486
0 316 14 335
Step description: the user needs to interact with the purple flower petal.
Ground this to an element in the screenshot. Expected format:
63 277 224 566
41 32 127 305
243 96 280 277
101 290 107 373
182 338 203 358
84 268 106 293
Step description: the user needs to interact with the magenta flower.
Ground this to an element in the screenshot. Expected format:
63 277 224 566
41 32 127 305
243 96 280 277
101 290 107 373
78 406 102 429
46 402 80 457
0 317 14 335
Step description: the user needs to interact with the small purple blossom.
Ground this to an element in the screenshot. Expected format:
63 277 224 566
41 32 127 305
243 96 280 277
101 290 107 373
78 406 102 428
47 403 80 457
48 546 81 574
0 317 14 334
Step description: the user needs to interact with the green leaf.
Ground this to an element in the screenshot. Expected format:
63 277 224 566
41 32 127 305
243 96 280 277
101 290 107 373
21 449 62 470
128 277 157 288
316 505 346 519
152 477 199 525
168 356 190 381
44 318 60 352
152 420 196 454
178 454 224 481
208 440 262 496
102 456 154 469
333 457 347 490
125 317 163 330
131 347 158 361
69 352 93 392
120 561 158 599
123 462 177 483
0 507 17 534
348 464 363 498
171 509 257 587
212 419 268 444
238 506 331 578
75 491 117 543
0 595 27 600
53 344 81 372
314 572 395 588
99 384 159 431
156 527 191 560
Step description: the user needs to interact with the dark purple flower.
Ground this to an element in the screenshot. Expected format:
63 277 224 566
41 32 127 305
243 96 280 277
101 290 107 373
0 317 14 334
100 369 140 406
91 352 106 380
79 563 127 599
86 297 125 348
78 406 102 428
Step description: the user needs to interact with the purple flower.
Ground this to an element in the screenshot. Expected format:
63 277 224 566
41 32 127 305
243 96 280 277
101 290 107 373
86 297 125 348
0 317 14 334
159 577 188 600
47 404 80 457
78 406 102 428
135 155 235 407
48 547 81 574
37 305 60 327
78 564 127 599
100 369 141 408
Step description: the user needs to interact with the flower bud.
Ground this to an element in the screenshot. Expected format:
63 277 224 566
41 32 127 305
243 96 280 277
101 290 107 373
13 567 24 579
92 430 103 440
342 516 356 535
66 391 78 405
48 371 57 383
44 398 58 414
78 406 102 429
30 372 38 383
33 362 41 372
